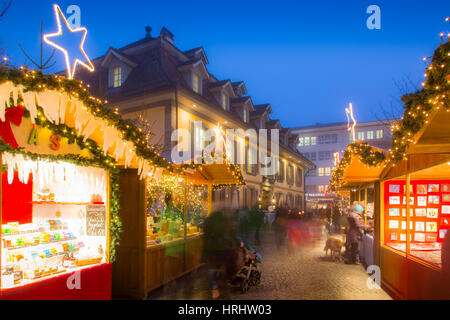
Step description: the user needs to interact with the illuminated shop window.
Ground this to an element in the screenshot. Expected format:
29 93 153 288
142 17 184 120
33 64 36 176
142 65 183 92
1 156 108 290
384 180 448 268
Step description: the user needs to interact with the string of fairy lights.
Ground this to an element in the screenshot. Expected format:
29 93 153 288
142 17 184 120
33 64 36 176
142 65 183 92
330 18 450 191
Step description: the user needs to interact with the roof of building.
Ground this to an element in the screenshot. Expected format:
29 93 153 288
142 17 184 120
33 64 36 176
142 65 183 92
76 27 312 166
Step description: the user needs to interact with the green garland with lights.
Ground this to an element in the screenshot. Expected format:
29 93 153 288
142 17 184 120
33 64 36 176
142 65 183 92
330 33 450 191
329 142 386 192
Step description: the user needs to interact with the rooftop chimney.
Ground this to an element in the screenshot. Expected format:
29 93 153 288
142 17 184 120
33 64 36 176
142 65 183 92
145 26 152 39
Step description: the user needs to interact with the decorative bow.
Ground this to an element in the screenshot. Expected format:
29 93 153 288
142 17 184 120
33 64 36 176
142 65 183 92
0 106 25 148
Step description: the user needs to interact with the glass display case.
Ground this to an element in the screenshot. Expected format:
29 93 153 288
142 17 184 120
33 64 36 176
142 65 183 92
384 180 448 268
1 157 108 290
146 176 206 246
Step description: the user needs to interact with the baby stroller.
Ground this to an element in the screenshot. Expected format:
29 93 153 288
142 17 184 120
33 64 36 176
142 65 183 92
228 237 262 293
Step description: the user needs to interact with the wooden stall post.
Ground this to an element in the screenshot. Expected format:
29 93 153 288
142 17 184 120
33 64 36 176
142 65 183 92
364 186 368 225
207 184 213 215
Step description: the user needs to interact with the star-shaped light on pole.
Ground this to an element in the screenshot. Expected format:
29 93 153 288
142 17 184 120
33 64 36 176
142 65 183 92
44 4 94 79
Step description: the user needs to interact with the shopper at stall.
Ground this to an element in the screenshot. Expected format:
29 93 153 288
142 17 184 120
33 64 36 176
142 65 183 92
203 210 239 300
344 202 364 264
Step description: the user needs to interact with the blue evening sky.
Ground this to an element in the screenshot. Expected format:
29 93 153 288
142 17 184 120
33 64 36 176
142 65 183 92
0 0 449 127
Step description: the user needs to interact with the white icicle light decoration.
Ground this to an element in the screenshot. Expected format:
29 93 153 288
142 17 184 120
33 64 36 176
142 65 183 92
2 152 107 202
36 90 61 124
0 83 161 181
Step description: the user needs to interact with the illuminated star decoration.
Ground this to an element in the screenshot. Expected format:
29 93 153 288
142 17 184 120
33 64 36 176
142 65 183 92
43 4 94 79
346 103 357 143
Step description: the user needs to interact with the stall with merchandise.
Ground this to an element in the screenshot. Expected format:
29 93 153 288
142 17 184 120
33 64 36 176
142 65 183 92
330 143 386 266
0 68 168 299
112 163 244 299
331 38 450 299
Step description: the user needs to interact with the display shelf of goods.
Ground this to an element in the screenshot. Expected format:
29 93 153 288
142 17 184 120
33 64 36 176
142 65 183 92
1 155 109 290
384 180 450 268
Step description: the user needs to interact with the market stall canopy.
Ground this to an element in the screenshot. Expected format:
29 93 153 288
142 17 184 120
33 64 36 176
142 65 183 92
340 151 385 187
0 67 171 179
177 162 245 186
406 108 450 155
330 142 387 191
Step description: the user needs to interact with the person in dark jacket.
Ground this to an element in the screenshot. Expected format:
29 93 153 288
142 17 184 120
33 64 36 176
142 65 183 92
344 203 364 264
203 210 239 299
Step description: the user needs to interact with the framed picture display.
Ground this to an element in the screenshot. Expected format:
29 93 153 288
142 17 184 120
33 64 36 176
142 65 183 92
428 195 440 204
426 222 438 232
415 208 427 217
417 196 427 206
415 233 426 242
389 208 400 217
400 233 407 242
428 184 440 193
442 194 450 202
401 208 413 217
389 220 399 229
415 221 425 232
441 205 450 214
441 217 450 227
389 196 401 205
442 184 450 193
426 233 437 242
416 184 427 194
390 232 398 241
440 229 448 240
389 184 400 193
403 196 414 205
427 208 439 219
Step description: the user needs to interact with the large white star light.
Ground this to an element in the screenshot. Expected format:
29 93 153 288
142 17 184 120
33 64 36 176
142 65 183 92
346 103 357 143
44 4 94 79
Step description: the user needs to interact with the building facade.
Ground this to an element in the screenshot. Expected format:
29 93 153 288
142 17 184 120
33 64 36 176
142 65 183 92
78 26 314 211
291 120 395 208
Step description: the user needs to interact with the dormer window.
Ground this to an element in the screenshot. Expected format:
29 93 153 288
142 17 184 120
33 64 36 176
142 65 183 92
221 93 227 110
243 109 248 123
192 73 200 93
113 66 123 88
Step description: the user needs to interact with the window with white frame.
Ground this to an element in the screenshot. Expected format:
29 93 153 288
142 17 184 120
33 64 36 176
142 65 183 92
113 66 122 88
376 129 383 139
222 93 227 110
298 137 304 147
325 167 332 176
304 137 310 146
357 131 365 140
311 136 317 145
193 73 200 93
318 168 325 177
367 131 374 140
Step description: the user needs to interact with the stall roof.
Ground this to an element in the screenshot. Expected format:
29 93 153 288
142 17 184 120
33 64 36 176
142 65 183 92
177 162 244 186
338 145 387 189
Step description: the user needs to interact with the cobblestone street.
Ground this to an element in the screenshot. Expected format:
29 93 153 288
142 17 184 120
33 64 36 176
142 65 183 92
148 230 391 300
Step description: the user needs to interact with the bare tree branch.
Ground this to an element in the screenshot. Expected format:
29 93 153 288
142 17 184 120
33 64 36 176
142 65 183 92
0 0 12 20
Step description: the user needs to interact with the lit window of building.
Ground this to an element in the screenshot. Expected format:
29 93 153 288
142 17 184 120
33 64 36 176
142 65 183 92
113 66 122 88
193 73 200 93
325 167 331 176
376 129 383 139
318 185 327 193
367 131 374 140
357 131 365 140
318 168 325 177
304 137 310 146
311 136 317 145
222 93 227 110
298 137 304 147
194 125 204 151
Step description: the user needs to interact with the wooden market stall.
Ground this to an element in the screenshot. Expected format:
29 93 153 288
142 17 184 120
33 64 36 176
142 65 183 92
112 162 244 299
0 68 169 299
375 106 450 300
332 145 386 267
